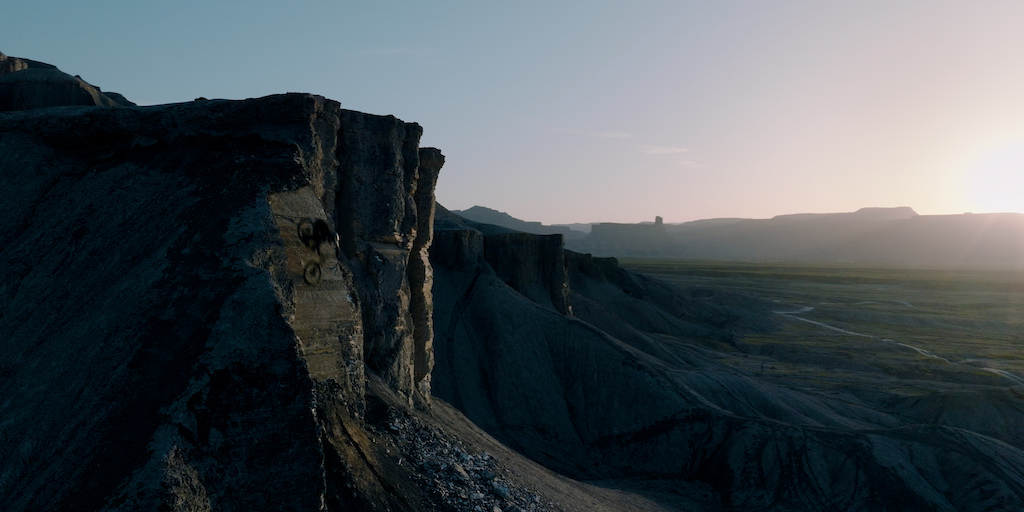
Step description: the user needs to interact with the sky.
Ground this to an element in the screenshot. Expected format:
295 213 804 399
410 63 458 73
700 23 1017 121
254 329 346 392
5 1 1024 224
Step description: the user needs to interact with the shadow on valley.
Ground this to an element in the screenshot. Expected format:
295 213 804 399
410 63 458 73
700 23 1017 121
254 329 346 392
430 207 1024 511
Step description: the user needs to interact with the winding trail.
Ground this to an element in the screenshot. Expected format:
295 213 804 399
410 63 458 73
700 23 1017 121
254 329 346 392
985 368 1024 387
774 306 1022 386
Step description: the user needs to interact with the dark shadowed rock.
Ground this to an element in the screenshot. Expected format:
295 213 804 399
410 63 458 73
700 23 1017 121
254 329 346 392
336 110 425 402
1 94 343 511
483 232 570 314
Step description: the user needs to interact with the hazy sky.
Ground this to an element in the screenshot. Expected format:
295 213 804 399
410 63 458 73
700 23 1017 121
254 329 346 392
5 1 1024 223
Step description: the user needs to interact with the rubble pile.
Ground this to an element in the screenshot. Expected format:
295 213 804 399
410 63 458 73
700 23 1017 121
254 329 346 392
372 406 551 512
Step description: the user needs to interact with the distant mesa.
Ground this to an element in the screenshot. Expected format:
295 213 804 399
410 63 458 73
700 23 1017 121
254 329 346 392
770 206 919 221
576 215 672 257
461 204 1024 269
658 206 1024 269
590 215 665 239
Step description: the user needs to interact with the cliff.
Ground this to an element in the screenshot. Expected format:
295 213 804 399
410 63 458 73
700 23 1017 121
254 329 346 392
0 54 675 512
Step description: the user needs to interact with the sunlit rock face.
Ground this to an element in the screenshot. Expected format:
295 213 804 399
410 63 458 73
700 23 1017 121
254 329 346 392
0 63 442 509
334 111 441 402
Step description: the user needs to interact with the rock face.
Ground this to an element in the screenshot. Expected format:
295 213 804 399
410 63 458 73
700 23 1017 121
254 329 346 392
410 149 444 396
482 232 570 315
430 212 1024 511
335 109 437 403
0 52 134 111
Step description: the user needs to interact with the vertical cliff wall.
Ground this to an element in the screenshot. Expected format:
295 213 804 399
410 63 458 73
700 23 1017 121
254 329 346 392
0 93 441 510
334 111 439 404
483 233 571 315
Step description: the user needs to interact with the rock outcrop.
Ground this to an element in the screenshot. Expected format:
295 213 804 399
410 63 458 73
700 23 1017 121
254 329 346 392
334 109 437 404
0 87 441 509
0 52 134 111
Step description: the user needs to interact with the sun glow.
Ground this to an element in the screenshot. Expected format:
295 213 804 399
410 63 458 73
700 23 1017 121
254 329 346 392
963 142 1024 214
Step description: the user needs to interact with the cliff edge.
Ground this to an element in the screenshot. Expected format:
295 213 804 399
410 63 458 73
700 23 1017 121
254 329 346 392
0 54 677 512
